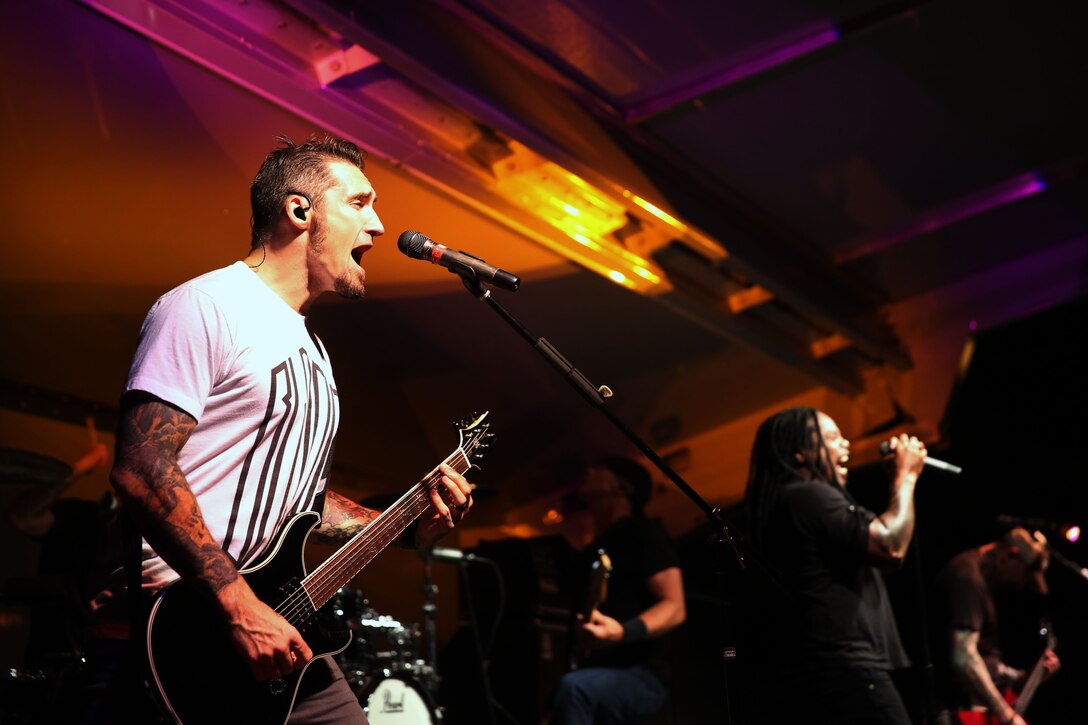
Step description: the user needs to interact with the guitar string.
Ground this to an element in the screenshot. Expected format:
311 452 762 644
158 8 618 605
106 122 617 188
272 448 473 628
279 422 484 625
309 437 479 599
273 472 443 628
287 450 472 627
308 466 449 603
307 450 471 605
272 467 449 627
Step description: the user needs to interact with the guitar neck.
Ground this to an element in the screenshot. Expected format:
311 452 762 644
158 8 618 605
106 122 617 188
1014 649 1049 715
301 448 470 609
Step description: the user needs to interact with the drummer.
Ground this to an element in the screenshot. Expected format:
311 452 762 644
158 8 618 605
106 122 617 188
3 431 114 721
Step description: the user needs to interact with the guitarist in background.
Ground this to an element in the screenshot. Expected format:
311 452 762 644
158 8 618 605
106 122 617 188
933 528 1061 725
84 135 474 724
550 457 686 725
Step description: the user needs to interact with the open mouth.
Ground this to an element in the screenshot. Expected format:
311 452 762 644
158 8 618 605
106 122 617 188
351 247 364 265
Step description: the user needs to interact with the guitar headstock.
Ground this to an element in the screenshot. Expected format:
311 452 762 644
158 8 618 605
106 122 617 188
1039 618 1058 651
455 411 494 471
581 548 612 618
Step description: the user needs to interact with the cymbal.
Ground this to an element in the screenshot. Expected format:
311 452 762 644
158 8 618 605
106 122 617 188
0 449 71 485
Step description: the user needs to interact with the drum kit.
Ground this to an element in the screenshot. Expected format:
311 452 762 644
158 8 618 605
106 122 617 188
323 587 441 724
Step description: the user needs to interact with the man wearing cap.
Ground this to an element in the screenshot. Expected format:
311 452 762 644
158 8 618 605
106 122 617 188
934 528 1061 725
550 457 686 725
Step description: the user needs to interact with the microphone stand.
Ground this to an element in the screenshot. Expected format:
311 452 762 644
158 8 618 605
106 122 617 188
1049 548 1088 583
453 271 794 725
420 551 440 701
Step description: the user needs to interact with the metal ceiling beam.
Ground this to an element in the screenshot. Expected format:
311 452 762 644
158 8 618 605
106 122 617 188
623 23 840 124
82 0 907 393
620 1 934 123
281 0 912 371
77 0 646 272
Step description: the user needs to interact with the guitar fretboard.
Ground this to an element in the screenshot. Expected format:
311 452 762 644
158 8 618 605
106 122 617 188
300 449 471 613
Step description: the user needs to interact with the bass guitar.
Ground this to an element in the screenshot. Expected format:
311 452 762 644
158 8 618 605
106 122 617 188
956 621 1057 725
144 412 493 724
569 548 612 670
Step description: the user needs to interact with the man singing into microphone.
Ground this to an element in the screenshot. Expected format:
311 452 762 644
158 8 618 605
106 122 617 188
742 407 927 724
84 135 475 724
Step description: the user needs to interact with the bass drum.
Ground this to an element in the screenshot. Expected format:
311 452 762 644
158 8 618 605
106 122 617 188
359 673 439 724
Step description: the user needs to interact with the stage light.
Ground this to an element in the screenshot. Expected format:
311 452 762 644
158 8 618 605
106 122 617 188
491 142 665 291
1065 525 1080 543
623 190 687 233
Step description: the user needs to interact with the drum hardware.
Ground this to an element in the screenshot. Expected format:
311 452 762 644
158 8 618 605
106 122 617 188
360 673 441 724
323 586 440 717
420 551 440 700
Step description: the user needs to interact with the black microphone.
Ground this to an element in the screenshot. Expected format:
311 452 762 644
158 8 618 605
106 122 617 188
427 546 476 563
878 441 963 476
397 230 520 291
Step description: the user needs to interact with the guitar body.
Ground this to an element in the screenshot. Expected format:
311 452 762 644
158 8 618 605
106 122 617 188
954 690 1014 725
143 412 493 724
146 511 351 725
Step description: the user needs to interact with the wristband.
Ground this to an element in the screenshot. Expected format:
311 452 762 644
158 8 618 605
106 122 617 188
621 617 648 643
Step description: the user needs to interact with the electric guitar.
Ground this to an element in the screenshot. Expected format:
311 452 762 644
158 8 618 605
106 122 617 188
956 621 1057 725
144 412 493 724
569 548 612 670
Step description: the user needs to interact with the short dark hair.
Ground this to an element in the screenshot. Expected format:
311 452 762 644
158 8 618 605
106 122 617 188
743 407 834 548
600 456 653 514
249 134 366 247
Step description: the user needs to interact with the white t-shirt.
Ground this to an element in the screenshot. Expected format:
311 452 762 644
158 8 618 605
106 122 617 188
126 261 340 590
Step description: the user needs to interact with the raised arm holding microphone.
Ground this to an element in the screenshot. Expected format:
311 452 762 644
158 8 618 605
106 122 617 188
742 406 928 724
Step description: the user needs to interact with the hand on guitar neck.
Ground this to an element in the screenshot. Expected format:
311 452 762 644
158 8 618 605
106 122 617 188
956 623 1060 725
569 550 614 668
579 610 626 644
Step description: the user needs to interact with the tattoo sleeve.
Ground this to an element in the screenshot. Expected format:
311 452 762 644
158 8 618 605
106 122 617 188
110 393 239 594
312 490 381 545
952 629 1013 718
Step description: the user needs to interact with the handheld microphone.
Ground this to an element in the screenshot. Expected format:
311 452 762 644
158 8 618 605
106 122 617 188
878 441 963 476
397 230 520 291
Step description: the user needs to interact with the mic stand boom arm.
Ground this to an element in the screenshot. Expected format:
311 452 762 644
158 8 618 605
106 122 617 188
456 272 794 725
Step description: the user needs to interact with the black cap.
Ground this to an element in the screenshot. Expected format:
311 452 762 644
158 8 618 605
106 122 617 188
600 456 652 512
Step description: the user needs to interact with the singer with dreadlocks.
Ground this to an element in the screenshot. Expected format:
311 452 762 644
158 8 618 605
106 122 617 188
742 407 927 724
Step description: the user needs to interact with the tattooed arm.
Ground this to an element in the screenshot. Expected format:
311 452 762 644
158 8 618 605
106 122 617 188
311 463 475 549
310 490 381 545
110 392 312 680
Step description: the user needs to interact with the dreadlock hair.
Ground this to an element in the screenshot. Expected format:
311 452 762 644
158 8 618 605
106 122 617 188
249 134 366 248
743 407 837 550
